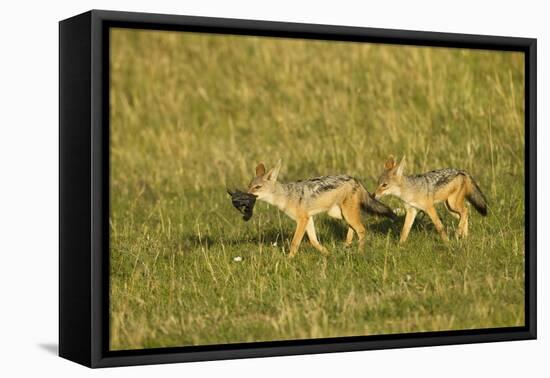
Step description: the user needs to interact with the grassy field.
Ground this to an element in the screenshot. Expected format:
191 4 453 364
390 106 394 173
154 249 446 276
109 28 525 350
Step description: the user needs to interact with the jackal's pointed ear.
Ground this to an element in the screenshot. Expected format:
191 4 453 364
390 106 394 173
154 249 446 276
255 163 266 177
396 156 406 176
384 155 396 171
265 159 282 182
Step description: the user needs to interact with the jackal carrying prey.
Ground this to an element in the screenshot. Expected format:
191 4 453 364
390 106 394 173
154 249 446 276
373 155 488 243
248 161 397 257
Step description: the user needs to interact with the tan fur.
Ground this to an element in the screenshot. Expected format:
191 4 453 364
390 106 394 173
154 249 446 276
374 156 487 243
248 161 385 257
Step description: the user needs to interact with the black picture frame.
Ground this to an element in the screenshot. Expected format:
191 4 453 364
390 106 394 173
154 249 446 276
59 9 537 368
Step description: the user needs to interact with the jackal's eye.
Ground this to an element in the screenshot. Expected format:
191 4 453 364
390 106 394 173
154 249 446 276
252 185 263 190
381 183 388 188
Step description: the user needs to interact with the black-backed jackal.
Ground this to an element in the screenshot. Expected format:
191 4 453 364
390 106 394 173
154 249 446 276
248 161 396 257
373 155 488 243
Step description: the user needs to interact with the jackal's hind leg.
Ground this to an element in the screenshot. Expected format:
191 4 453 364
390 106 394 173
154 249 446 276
425 205 449 242
446 189 469 238
344 227 354 247
306 217 328 255
457 207 469 238
444 200 460 220
341 200 366 248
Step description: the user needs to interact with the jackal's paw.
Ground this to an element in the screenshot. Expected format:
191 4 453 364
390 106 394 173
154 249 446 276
456 232 468 240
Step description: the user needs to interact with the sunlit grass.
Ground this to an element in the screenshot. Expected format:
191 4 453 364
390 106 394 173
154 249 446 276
109 28 525 350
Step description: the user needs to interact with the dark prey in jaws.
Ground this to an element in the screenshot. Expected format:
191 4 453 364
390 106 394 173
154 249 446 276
227 189 257 221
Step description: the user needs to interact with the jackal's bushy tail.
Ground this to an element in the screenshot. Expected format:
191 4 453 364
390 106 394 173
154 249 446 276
361 190 397 220
465 175 488 216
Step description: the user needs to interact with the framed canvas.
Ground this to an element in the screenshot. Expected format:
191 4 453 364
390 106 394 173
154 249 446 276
59 10 537 368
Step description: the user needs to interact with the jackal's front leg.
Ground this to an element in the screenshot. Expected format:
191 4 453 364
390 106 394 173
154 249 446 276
289 216 308 258
399 207 418 243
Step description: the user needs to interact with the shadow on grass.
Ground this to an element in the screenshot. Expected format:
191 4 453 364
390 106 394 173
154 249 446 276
177 211 446 249
178 228 285 248
320 216 405 239
319 218 348 239
368 217 402 236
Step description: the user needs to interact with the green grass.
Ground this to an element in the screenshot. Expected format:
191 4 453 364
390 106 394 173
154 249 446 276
109 28 525 350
